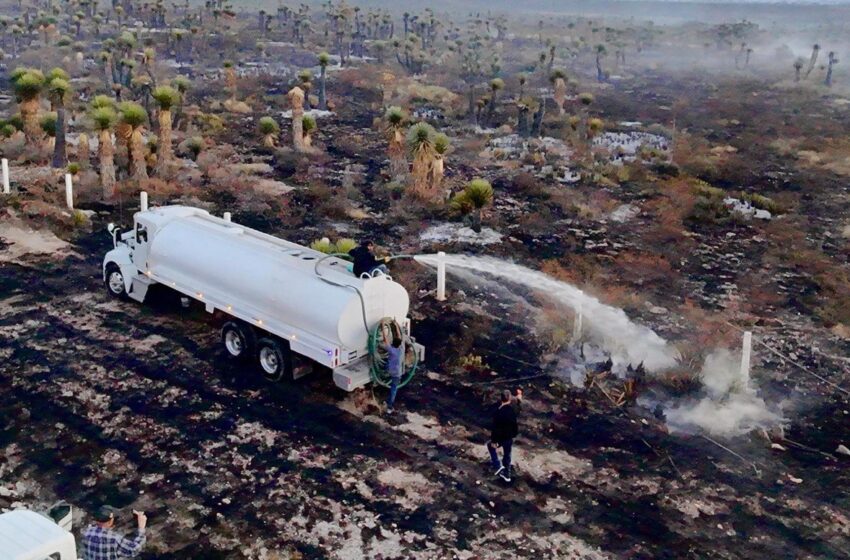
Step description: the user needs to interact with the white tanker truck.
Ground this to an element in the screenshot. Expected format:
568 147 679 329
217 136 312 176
102 205 423 391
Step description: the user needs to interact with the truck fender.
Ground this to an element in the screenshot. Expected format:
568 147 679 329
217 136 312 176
103 246 136 293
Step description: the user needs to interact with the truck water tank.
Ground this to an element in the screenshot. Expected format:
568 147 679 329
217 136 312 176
144 209 410 350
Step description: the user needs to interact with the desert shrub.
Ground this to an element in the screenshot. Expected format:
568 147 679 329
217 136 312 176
310 238 335 253
67 162 80 175
71 209 89 228
690 179 725 199
687 195 730 225
185 136 204 159
335 238 357 253
740 192 784 214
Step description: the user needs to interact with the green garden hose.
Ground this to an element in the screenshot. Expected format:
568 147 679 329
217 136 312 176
368 318 419 389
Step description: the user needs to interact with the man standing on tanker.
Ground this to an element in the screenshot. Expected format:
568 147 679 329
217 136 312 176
349 240 390 277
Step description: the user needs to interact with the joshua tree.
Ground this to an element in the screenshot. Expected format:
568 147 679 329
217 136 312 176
805 44 820 79
595 44 607 82
486 78 504 126
40 112 57 152
258 116 279 148
317 51 330 110
11 68 46 145
172 75 191 130
302 114 317 147
287 86 305 151
119 102 149 180
384 106 407 180
550 69 567 115
431 133 450 194
90 104 117 197
793 58 804 82
298 69 314 110
451 178 493 233
406 122 437 199
223 60 236 100
825 51 839 87
517 73 527 99
152 85 179 172
47 74 72 169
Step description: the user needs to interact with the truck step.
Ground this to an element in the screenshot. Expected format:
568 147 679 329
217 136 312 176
333 360 372 392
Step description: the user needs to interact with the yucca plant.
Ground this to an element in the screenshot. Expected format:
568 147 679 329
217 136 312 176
310 238 335 254
47 74 71 168
258 116 279 148
151 85 180 171
186 136 203 160
407 122 437 199
385 106 407 180
432 132 450 192
12 68 46 144
302 114 317 147
119 101 148 180
335 238 357 254
317 51 330 109
452 178 493 232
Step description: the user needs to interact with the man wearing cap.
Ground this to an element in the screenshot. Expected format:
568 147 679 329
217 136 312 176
81 505 147 560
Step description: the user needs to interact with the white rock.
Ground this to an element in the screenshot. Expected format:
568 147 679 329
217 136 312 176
836 444 850 457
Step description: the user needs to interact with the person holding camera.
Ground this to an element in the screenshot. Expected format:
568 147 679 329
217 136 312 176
81 505 147 560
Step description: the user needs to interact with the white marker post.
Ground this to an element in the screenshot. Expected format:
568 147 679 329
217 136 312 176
64 173 74 210
572 302 583 344
436 251 446 301
740 331 752 381
223 211 232 222
1 158 9 194
140 191 148 212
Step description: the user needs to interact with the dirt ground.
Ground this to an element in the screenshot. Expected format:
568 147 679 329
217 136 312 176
1 224 849 560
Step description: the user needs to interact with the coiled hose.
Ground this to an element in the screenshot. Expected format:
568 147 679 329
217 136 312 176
313 252 420 388
367 318 419 388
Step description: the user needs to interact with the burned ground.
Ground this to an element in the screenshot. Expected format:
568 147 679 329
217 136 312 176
1 221 849 558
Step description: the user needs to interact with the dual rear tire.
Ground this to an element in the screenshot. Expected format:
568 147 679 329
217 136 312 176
221 321 291 382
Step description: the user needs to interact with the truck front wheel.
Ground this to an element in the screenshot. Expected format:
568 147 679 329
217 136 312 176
222 321 256 361
105 263 128 299
256 337 292 382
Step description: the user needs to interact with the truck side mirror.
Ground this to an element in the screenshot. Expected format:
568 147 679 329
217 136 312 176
107 223 116 234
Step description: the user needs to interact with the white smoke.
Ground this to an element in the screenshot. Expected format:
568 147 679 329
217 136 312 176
664 348 785 436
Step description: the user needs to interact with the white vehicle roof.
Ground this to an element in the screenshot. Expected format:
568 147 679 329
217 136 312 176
0 510 77 560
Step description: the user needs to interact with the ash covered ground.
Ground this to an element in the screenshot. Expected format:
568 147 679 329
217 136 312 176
2 0 850 557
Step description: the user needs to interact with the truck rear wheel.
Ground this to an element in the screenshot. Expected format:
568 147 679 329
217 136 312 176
256 337 292 382
222 321 256 361
105 263 128 300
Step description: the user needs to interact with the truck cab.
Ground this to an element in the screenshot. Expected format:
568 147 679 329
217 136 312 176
0 508 79 560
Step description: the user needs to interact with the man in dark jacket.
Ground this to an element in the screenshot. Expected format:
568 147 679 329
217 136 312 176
349 240 390 277
487 388 522 482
